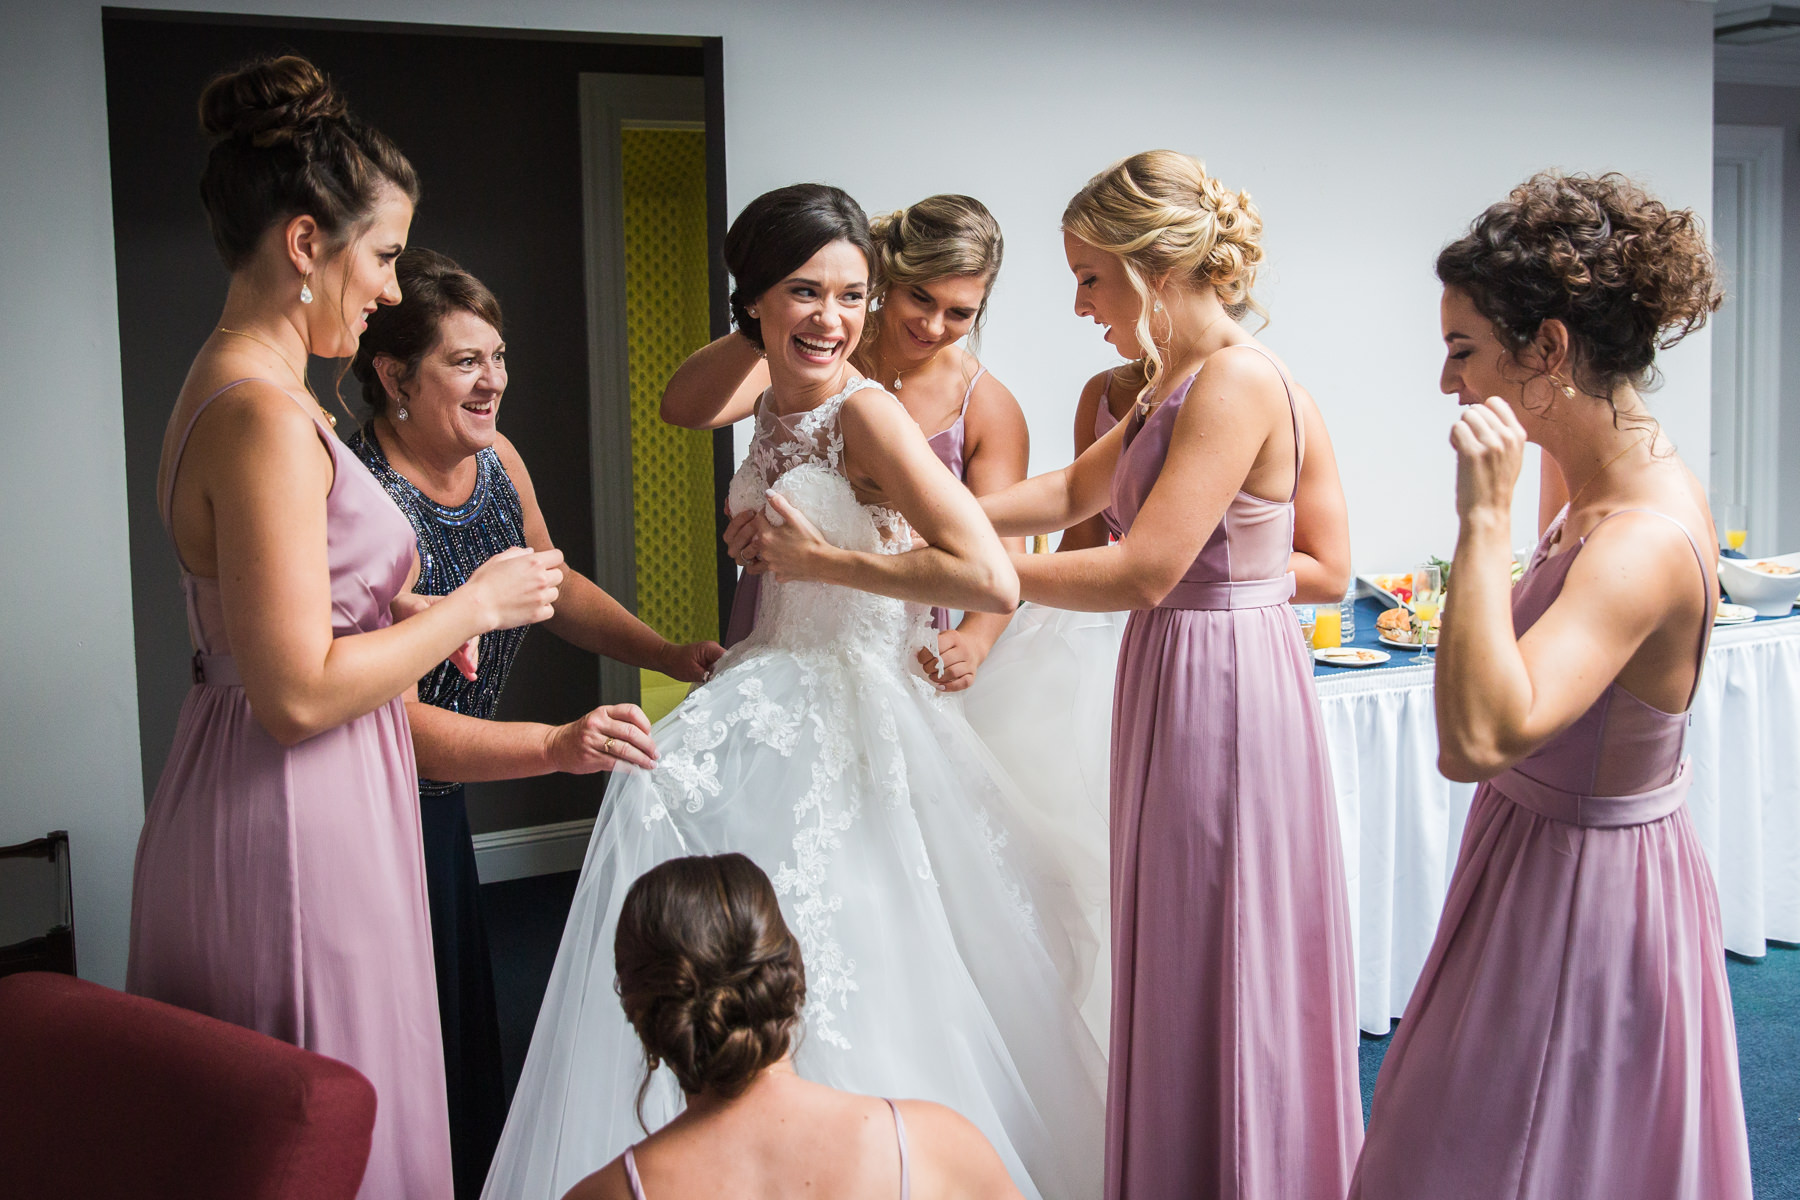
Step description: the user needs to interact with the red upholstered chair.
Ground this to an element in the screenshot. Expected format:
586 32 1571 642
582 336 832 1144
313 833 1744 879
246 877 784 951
0 972 377 1199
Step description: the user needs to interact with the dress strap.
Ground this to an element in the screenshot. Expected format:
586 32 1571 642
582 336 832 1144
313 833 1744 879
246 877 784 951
958 365 986 417
884 1099 911 1200
1223 344 1302 500
1581 507 1714 709
622 1144 648 1200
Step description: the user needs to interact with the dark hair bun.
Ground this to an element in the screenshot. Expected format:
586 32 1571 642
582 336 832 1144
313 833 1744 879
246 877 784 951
1438 171 1721 391
199 55 347 147
196 54 418 272
615 854 805 1120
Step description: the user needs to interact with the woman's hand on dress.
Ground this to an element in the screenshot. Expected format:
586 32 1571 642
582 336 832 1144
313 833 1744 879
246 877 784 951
545 703 658 774
391 591 481 681
916 628 987 693
723 508 762 571
1450 396 1527 524
661 639 725 683
463 546 564 631
745 492 836 583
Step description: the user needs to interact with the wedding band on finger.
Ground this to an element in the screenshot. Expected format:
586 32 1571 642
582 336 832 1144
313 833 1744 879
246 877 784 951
603 736 617 757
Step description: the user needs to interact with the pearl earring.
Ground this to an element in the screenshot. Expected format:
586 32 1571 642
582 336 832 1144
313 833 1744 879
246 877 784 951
300 273 314 305
396 405 409 421
1152 299 1164 314
747 307 759 319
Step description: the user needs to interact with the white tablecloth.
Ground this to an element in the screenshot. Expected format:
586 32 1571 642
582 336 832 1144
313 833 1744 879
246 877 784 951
1316 616 1800 1034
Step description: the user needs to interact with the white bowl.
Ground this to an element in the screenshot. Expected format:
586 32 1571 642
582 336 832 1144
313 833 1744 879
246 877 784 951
1718 552 1800 617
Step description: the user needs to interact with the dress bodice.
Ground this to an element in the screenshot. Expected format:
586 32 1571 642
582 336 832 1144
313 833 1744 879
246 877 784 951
922 364 985 482
160 380 416 661
726 378 934 667
1502 509 1711 799
350 424 531 793
1110 351 1300 609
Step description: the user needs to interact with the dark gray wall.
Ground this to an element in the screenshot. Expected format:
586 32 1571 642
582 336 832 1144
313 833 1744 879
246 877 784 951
102 13 704 834
1716 81 1800 553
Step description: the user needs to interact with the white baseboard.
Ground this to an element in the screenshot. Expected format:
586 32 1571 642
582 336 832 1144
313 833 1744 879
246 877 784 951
472 818 595 885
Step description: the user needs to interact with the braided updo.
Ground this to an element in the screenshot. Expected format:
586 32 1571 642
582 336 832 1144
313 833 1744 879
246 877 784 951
1436 172 1720 396
614 853 806 1126
198 55 419 271
1062 150 1265 399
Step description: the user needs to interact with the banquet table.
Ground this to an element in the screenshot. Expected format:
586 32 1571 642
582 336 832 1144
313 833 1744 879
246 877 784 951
1312 597 1800 1034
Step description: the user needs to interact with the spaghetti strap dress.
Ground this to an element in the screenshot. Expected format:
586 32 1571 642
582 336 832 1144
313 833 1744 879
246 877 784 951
1106 350 1362 1200
1349 507 1753 1200
127 379 453 1199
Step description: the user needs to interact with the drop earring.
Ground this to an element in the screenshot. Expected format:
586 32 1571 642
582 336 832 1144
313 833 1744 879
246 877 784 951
300 273 314 305
396 405 409 421
1152 298 1164 314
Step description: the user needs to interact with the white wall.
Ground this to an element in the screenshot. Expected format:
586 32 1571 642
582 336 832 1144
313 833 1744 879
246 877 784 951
0 0 1716 985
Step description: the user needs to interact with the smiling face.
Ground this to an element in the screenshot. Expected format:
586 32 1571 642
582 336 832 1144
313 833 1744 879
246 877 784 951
308 182 413 358
1065 230 1150 358
754 239 870 391
388 308 507 459
878 273 989 368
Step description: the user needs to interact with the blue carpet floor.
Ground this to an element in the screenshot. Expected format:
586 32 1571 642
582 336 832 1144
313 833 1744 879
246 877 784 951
488 872 1800 1196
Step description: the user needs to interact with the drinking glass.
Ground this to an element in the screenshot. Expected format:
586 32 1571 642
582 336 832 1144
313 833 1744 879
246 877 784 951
1719 504 1748 554
1411 563 1442 663
1295 605 1317 647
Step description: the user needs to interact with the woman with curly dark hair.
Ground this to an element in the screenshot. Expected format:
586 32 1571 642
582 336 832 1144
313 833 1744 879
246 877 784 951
1350 173 1752 1200
560 854 1022 1200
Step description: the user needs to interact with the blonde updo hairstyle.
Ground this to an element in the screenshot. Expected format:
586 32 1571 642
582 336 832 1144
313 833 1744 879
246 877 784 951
865 194 1004 359
1062 150 1264 403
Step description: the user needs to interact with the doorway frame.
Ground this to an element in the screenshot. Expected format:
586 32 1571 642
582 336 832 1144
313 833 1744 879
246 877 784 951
1712 123 1784 552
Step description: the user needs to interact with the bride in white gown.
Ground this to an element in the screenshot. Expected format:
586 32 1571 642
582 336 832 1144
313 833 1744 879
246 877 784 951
482 184 1105 1200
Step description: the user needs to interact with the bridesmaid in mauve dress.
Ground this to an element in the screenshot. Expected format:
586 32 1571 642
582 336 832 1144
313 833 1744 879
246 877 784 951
1352 173 1751 1200
126 56 563 1199
982 150 1361 1200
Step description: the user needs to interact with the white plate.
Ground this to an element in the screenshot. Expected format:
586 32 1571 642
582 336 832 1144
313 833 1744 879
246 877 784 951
1313 646 1391 668
1715 602 1758 625
1378 634 1438 650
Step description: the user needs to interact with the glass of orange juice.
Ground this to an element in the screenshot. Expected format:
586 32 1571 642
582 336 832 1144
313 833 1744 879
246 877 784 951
1312 606 1342 649
1412 564 1442 663
1719 504 1748 554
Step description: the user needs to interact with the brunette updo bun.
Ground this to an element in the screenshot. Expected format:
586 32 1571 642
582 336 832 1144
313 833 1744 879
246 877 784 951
614 853 806 1124
1437 171 1721 394
724 183 875 349
198 55 419 271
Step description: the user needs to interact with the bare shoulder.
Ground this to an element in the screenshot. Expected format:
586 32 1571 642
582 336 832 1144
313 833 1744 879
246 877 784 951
1565 505 1710 614
894 1100 1022 1200
558 1156 632 1200
1195 340 1289 397
491 430 529 474
180 376 329 470
839 383 912 437
963 368 1027 444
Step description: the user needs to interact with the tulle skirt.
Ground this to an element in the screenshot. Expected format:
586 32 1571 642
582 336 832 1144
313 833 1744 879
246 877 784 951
482 639 1107 1200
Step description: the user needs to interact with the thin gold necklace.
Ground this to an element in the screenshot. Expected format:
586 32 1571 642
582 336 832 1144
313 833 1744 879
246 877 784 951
1557 435 1648 542
216 325 336 428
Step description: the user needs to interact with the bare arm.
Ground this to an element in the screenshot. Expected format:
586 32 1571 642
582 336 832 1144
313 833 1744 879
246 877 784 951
744 388 1018 613
1056 371 1115 553
982 415 1130 539
659 332 770 429
899 1100 1025 1200
497 435 722 682
942 372 1030 666
1434 399 1703 780
195 388 560 746
1287 390 1352 603
405 694 656 780
1009 350 1283 612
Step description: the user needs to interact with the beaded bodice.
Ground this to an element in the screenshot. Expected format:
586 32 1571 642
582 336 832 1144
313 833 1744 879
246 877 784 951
350 425 529 794
725 378 934 669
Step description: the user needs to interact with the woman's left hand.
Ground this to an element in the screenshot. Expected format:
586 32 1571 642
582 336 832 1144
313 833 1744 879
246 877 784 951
1450 396 1527 522
743 492 837 583
391 591 480 681
661 639 725 683
916 628 988 693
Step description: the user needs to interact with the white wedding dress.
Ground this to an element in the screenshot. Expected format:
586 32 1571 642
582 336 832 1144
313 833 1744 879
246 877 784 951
482 378 1106 1200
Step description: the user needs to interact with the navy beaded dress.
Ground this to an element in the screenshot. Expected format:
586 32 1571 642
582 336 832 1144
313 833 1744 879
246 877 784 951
350 423 528 1200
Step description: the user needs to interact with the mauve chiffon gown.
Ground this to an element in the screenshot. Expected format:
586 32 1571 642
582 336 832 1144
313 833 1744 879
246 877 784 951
1106 350 1362 1200
1350 508 1753 1200
128 379 454 1199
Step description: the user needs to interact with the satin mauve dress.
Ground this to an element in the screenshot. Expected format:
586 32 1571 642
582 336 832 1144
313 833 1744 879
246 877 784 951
1107 350 1362 1200
724 368 986 644
128 379 454 1199
1350 508 1753 1200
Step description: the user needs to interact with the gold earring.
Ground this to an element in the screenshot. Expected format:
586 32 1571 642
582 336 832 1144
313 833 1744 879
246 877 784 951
300 272 314 305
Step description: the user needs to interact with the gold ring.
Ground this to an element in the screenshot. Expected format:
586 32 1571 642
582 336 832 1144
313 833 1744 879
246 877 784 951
603 736 617 756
